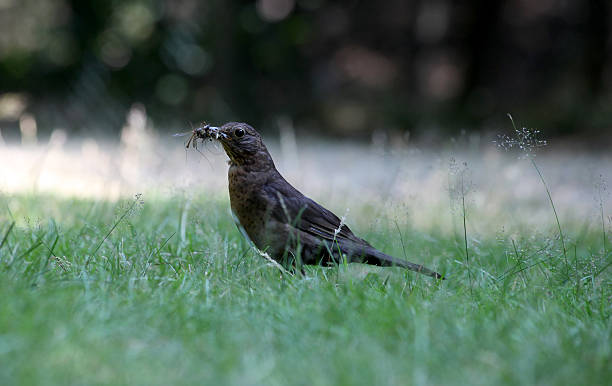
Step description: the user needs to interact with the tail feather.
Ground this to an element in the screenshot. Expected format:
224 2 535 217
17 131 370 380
355 247 445 279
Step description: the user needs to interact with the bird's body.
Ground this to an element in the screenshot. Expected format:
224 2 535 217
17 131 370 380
193 122 443 279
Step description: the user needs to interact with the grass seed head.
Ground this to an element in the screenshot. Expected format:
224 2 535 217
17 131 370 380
495 114 548 159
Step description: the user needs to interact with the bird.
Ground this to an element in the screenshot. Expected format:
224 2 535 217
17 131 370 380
190 122 443 279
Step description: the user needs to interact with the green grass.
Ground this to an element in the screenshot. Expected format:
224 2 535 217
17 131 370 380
0 192 610 385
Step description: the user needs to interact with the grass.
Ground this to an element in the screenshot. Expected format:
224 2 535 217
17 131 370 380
0 190 610 386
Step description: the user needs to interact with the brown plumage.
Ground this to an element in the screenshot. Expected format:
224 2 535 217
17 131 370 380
191 122 444 279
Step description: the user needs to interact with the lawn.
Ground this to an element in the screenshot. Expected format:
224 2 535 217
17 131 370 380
0 189 610 385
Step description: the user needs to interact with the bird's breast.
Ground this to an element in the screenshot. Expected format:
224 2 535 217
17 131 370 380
227 166 272 247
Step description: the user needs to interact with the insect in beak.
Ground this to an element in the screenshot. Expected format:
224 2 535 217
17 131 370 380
202 126 223 140
185 126 203 149
175 124 225 150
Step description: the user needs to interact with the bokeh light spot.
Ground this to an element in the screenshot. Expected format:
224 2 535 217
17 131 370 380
177 44 212 76
256 0 295 22
116 3 155 43
98 30 132 69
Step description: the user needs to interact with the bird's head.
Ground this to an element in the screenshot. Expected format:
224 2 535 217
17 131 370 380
195 122 274 168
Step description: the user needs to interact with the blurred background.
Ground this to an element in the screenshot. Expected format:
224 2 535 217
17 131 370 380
0 0 611 144
0 0 611 230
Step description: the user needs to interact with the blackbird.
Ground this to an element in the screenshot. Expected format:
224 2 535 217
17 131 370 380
191 122 443 279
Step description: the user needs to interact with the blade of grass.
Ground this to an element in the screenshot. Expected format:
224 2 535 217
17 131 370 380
496 245 551 281
42 234 60 271
461 171 472 294
511 238 528 286
15 240 43 261
86 194 141 267
140 231 176 277
0 221 15 251
598 179 607 256
530 158 568 270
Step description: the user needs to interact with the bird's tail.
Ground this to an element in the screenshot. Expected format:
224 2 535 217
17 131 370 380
356 247 445 279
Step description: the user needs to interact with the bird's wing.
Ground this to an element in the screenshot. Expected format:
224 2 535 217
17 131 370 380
265 176 368 245
263 173 444 279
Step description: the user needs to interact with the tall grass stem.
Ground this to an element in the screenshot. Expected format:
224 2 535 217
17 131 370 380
530 159 568 271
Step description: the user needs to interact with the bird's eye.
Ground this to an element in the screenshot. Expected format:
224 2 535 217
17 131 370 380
234 128 245 138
